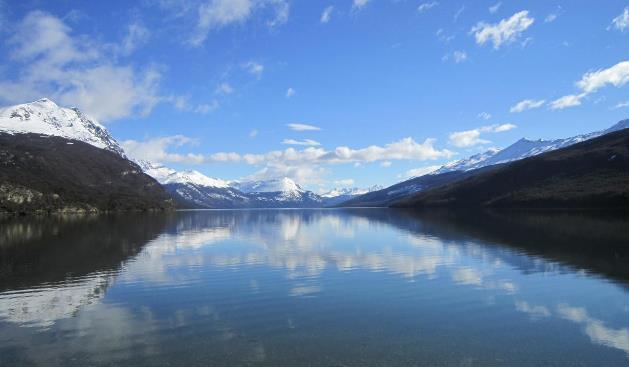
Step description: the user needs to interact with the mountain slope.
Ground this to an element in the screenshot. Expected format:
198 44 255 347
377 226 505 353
341 119 629 207
0 133 174 213
0 99 125 156
393 128 629 208
434 119 629 174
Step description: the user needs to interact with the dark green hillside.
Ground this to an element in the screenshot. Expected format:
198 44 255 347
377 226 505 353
0 133 175 214
393 128 629 208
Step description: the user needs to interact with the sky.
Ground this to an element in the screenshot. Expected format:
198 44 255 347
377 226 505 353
0 0 628 192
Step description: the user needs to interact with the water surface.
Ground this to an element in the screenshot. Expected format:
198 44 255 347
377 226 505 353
1 209 628 366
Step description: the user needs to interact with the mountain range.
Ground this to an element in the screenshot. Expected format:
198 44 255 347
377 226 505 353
0 98 627 212
341 119 629 207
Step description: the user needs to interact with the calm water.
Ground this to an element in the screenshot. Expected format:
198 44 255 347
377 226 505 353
1 209 628 367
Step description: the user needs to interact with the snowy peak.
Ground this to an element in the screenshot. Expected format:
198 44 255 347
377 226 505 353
233 177 304 194
321 185 384 198
0 98 125 157
138 161 229 188
434 119 629 175
162 170 230 188
606 119 629 133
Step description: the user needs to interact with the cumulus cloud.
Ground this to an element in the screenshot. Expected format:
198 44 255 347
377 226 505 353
510 99 545 113
124 135 454 183
610 7 629 32
216 82 234 94
287 123 321 131
549 61 629 110
471 10 534 49
320 5 333 23
549 94 585 110
614 100 629 109
242 61 264 77
449 124 516 147
443 50 467 63
576 61 629 94
418 2 438 13
0 11 162 122
119 22 151 55
380 161 392 168
282 138 321 146
478 112 491 120
190 0 289 46
489 2 501 14
122 135 204 163
352 0 370 11
286 87 295 98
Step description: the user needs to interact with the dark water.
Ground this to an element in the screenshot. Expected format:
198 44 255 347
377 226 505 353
1 209 628 367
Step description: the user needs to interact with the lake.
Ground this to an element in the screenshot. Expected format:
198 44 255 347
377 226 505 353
1 209 628 366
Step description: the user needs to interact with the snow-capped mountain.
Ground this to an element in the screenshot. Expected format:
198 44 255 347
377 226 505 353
434 119 629 174
0 98 125 157
232 177 303 195
341 119 629 207
320 185 385 206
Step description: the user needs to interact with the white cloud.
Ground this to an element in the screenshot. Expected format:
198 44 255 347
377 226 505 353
287 123 321 131
478 112 491 120
614 100 629 109
549 93 585 110
449 130 490 148
510 99 545 113
190 0 289 46
489 2 501 14
576 61 629 94
282 138 321 146
126 135 454 178
353 0 370 11
436 29 455 43
286 87 296 98
194 100 219 114
404 165 440 178
418 2 438 13
215 82 234 94
449 124 517 147
610 7 629 32
549 61 629 110
380 161 392 168
120 22 151 55
242 61 264 77
0 11 162 122
122 135 204 164
453 6 465 22
249 129 259 138
443 50 467 63
320 5 333 23
471 10 535 49
545 13 557 23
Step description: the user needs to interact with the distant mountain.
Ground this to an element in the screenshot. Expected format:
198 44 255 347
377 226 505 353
0 98 125 157
434 119 629 174
139 163 327 208
321 185 384 206
393 128 629 208
0 133 174 213
340 119 629 207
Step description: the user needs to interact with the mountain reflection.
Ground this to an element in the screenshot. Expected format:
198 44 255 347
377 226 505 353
1 209 628 364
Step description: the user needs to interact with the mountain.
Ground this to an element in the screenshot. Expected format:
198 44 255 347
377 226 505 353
433 119 629 174
0 99 174 213
321 185 384 206
0 133 174 213
139 163 326 208
393 128 629 208
0 98 125 157
340 119 629 207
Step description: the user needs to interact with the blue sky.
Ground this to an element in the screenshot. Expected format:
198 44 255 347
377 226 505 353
1 0 628 192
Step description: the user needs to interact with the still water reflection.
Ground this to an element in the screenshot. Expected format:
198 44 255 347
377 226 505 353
0 209 628 366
